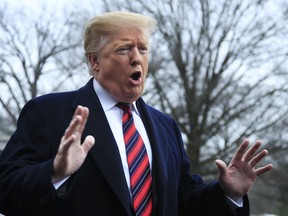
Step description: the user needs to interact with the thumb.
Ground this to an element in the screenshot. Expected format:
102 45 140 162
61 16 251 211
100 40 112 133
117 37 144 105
82 135 95 154
215 159 227 176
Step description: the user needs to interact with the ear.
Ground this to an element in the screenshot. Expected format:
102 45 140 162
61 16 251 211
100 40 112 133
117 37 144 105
87 53 100 72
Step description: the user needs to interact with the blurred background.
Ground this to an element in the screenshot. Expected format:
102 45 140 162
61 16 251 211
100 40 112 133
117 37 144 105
0 0 288 215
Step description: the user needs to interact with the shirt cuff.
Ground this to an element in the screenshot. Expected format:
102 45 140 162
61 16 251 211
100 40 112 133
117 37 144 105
226 196 243 207
53 176 70 190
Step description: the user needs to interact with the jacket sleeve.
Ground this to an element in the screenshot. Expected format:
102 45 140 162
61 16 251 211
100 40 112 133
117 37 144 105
0 99 59 215
170 119 250 216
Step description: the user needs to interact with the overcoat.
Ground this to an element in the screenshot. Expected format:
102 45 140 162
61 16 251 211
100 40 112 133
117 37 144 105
0 78 249 215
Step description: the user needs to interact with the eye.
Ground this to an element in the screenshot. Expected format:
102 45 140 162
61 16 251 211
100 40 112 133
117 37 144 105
139 46 148 55
116 46 130 55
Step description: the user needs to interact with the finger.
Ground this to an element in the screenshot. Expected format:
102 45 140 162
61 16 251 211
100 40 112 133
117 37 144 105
242 140 262 162
77 106 89 135
249 149 268 167
63 115 81 139
59 134 77 153
215 159 227 176
230 139 250 162
63 105 83 139
82 135 95 154
72 105 84 122
255 164 273 176
64 106 87 139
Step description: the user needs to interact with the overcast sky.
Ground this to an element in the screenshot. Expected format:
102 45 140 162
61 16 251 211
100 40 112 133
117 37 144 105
5 0 102 15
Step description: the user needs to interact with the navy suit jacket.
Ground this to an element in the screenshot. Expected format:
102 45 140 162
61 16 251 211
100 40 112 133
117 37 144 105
0 78 249 215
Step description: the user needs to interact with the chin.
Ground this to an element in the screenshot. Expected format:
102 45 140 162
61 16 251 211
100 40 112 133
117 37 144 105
126 94 141 103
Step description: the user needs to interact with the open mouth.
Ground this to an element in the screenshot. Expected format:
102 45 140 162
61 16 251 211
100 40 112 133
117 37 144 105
130 72 141 80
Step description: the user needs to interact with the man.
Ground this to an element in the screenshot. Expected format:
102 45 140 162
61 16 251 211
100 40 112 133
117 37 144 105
0 11 272 215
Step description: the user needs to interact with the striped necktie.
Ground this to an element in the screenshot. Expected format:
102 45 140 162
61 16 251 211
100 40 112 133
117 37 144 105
117 102 152 216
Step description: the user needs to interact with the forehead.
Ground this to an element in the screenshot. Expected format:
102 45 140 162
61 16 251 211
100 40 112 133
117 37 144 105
108 27 149 44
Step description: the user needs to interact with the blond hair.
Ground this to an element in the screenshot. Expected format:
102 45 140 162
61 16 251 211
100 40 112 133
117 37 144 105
83 11 157 55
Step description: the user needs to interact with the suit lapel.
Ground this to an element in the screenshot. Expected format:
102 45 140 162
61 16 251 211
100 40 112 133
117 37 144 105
72 79 169 215
73 79 132 215
136 99 168 215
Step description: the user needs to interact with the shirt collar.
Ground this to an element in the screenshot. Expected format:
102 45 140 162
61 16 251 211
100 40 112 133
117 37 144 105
92 78 140 115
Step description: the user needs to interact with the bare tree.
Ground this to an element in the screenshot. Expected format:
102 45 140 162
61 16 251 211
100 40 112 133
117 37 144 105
0 1 92 136
250 113 288 215
103 0 288 172
103 0 288 214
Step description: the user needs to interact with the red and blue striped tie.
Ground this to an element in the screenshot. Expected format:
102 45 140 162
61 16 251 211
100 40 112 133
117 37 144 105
117 102 152 216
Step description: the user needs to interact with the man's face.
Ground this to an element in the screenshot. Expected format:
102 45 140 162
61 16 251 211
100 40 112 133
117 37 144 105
90 28 149 103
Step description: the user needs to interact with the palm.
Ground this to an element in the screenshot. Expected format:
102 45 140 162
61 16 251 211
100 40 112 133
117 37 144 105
52 106 95 183
216 139 273 200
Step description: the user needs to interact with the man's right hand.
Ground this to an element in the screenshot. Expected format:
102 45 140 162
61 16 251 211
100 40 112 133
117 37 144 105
52 105 95 183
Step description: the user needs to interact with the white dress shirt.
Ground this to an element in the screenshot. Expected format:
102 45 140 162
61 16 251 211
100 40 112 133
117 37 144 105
92 78 153 193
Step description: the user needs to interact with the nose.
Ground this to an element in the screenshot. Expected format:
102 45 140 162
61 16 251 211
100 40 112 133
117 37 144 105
130 48 141 66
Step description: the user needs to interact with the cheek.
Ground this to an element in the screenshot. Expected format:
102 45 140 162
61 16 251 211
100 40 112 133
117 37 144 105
101 69 123 86
143 58 149 70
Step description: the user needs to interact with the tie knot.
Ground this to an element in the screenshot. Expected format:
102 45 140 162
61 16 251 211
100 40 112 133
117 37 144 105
116 102 131 113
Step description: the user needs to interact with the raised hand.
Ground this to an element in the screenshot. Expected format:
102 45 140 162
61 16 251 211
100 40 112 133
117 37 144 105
52 105 95 183
215 139 273 200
